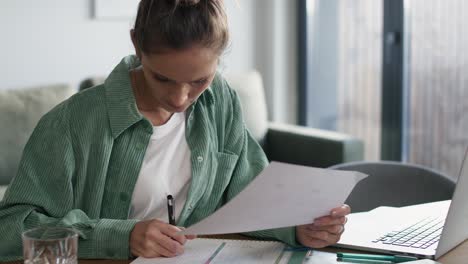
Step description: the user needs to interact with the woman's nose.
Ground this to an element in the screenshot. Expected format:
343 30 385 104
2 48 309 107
170 85 190 107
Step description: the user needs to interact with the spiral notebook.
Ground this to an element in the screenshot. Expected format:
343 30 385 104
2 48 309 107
130 238 297 264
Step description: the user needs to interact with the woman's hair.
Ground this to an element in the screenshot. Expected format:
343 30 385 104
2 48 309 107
133 0 229 54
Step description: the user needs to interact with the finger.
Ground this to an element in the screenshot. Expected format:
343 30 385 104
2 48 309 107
153 242 181 258
159 233 185 255
135 246 163 259
306 224 345 235
186 234 197 240
330 232 341 244
313 216 346 226
331 204 351 217
177 227 197 241
161 225 187 245
334 224 345 235
147 230 184 256
307 230 330 241
301 237 329 248
140 237 174 258
305 230 341 246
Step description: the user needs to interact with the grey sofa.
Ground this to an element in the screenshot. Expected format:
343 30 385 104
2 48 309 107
0 84 75 200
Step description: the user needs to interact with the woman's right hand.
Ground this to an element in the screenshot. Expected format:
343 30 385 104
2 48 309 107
129 219 196 258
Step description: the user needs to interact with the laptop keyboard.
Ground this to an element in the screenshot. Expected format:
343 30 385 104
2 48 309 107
372 216 445 249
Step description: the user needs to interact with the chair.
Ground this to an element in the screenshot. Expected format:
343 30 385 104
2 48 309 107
329 161 456 213
80 71 365 168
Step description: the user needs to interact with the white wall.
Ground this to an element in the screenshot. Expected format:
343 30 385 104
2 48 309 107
223 0 256 75
253 0 298 124
0 0 255 91
0 0 297 124
1 1 133 90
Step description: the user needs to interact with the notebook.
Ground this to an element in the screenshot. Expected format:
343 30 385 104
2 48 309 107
335 147 468 259
130 238 295 264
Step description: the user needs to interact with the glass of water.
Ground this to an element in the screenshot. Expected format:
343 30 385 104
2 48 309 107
22 227 78 264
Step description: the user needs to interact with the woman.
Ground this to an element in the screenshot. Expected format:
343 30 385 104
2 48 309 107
0 0 350 260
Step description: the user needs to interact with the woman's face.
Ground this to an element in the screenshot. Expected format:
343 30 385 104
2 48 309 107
138 46 219 113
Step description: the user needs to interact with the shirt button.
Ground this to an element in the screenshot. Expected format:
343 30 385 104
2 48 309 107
119 192 129 202
188 205 193 211
189 115 194 121
197 156 204 163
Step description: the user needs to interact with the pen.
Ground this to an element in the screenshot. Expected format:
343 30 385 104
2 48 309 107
337 257 393 263
337 253 418 263
303 249 313 262
167 194 176 225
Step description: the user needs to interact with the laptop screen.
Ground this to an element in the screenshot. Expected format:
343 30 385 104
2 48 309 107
435 147 468 259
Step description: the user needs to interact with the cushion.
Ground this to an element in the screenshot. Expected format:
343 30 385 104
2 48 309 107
224 71 268 142
0 84 75 185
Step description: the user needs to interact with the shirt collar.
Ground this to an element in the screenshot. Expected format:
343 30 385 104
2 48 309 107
105 55 143 139
105 55 216 139
202 86 215 105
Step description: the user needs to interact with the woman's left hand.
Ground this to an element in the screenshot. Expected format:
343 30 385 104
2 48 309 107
296 204 351 248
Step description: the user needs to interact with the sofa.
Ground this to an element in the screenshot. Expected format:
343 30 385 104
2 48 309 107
222 72 364 168
0 71 364 201
0 84 76 200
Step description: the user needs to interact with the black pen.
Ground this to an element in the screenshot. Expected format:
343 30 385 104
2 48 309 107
167 195 176 225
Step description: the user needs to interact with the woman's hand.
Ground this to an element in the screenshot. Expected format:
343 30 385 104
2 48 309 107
130 219 196 258
296 204 351 248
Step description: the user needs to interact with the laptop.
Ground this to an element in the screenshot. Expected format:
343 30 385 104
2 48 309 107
335 148 468 259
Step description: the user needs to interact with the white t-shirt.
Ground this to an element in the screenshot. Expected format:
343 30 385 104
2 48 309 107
129 112 192 222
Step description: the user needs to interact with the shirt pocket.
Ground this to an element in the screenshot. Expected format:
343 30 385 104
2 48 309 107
197 151 239 211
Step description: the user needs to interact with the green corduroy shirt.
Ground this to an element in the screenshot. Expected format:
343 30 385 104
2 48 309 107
0 55 297 261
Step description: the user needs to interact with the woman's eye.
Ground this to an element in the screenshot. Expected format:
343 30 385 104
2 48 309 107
192 79 208 86
154 75 170 82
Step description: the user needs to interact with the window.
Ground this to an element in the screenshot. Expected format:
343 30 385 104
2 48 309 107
301 0 383 160
299 0 468 178
403 0 468 178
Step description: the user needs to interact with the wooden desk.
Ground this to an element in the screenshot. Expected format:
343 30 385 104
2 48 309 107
437 239 468 263
6 238 467 264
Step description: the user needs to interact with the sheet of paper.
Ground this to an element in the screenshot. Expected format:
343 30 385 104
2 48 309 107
183 162 367 235
130 238 287 264
303 250 340 264
404 260 441 264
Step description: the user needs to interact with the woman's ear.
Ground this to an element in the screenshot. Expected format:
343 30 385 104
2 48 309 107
130 29 142 60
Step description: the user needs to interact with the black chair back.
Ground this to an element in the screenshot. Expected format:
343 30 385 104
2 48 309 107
330 161 456 213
